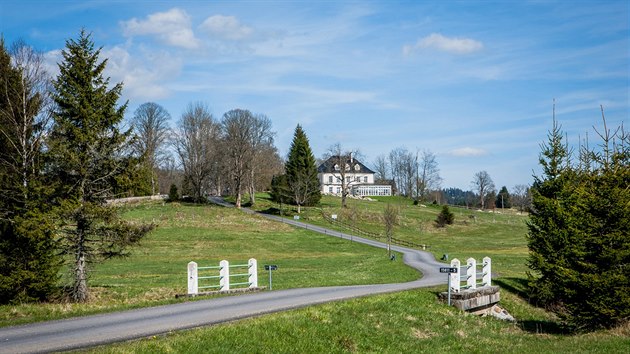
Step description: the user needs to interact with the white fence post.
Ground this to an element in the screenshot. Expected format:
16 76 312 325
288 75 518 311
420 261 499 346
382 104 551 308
467 258 476 290
483 256 492 286
450 258 460 293
187 261 198 295
220 260 230 291
248 258 258 288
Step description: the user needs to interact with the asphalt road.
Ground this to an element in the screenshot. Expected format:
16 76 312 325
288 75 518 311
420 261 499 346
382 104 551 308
0 199 448 354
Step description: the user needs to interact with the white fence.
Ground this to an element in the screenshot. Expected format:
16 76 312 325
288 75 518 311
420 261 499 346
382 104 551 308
449 257 491 293
188 258 258 295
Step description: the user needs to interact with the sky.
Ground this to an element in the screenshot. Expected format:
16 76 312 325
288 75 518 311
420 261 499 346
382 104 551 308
1 0 628 190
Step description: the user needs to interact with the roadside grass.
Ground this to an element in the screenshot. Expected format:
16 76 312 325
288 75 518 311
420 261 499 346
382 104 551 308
0 201 417 327
85 289 630 354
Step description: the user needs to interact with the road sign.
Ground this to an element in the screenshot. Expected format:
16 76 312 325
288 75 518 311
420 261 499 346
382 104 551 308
265 265 278 271
440 267 458 273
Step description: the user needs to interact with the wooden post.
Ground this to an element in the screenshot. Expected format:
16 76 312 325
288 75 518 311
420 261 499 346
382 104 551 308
248 258 258 288
220 260 230 291
467 258 476 289
483 257 492 286
187 261 198 295
450 258 461 293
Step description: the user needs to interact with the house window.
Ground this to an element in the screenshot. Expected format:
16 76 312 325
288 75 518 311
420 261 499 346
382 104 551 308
328 176 333 183
328 186 333 193
364 176 368 183
355 176 361 182
336 187 341 194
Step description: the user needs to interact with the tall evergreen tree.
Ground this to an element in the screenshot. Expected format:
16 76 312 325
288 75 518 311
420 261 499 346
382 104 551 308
527 113 629 330
495 186 511 209
47 30 152 302
285 124 321 212
0 38 60 303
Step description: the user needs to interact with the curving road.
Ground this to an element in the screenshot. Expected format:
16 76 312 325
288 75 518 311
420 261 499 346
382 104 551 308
0 199 447 354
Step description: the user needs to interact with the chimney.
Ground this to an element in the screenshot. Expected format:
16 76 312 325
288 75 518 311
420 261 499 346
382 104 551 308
350 152 353 164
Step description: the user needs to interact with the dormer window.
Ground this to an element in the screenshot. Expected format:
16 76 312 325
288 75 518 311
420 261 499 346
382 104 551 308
354 164 360 171
334 164 340 171
345 164 350 171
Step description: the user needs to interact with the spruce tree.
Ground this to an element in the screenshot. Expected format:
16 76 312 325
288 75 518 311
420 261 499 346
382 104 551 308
495 186 511 209
48 30 153 302
0 38 60 303
285 125 321 212
527 114 629 330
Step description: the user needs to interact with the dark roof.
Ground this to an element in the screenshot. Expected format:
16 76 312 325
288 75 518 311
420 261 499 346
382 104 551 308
317 155 375 174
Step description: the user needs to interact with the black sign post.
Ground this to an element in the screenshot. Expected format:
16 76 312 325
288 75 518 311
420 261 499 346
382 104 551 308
264 265 278 290
440 267 458 305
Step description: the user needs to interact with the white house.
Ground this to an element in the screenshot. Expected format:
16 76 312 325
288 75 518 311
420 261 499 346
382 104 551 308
317 155 392 197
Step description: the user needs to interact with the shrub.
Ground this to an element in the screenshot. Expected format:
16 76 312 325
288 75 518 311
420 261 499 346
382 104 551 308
435 205 454 227
167 184 179 202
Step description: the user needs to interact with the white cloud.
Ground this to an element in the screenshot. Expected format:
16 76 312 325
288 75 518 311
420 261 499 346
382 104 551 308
199 15 253 40
403 33 483 55
449 147 489 157
102 46 182 100
121 8 199 49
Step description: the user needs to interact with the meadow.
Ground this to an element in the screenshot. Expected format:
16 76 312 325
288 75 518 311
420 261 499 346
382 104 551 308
3 196 628 352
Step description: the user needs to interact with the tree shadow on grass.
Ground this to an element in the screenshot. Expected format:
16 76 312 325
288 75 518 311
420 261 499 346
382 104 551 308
494 277 569 335
493 277 529 299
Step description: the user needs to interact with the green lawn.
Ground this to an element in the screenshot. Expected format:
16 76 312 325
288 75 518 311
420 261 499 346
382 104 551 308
85 288 630 354
4 197 628 352
243 193 530 278
0 201 417 327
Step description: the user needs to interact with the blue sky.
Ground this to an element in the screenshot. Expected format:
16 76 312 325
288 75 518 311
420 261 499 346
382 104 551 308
1 0 628 190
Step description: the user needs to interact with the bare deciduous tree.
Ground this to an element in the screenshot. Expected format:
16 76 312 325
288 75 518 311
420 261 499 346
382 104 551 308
417 149 442 201
373 154 389 182
383 203 398 258
129 102 171 195
512 184 531 213
221 109 255 208
471 170 495 209
0 39 51 210
246 113 275 206
172 102 219 202
389 147 415 197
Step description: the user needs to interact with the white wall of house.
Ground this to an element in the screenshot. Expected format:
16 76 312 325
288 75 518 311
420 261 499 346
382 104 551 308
319 172 389 196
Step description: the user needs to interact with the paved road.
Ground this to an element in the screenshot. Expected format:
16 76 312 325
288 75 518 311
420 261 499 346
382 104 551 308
0 199 447 354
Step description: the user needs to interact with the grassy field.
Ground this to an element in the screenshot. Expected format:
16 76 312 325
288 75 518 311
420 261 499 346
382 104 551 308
4 196 628 352
0 201 417 327
243 193 530 278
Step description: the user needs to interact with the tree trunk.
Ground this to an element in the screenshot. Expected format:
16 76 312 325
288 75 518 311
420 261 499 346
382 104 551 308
73 232 89 302
297 203 301 214
249 169 255 206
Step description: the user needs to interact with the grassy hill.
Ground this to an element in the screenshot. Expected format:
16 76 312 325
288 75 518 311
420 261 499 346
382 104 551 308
244 194 530 277
1 200 417 327
3 197 628 352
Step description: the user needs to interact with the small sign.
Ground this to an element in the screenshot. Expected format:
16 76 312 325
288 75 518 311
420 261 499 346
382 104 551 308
440 267 458 273
265 265 278 271
331 214 337 220
294 215 300 220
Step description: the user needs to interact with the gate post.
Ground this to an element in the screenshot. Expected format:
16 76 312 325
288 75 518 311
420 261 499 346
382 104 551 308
188 261 198 295
450 258 461 293
482 257 492 286
248 258 258 288
220 260 230 291
467 258 476 289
